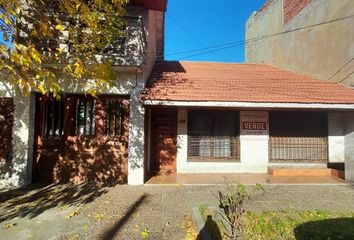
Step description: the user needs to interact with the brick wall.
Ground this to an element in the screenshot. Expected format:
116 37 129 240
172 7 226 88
284 0 313 23
257 0 275 15
34 95 130 184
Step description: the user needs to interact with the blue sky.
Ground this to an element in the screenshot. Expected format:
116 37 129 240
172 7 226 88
164 0 266 62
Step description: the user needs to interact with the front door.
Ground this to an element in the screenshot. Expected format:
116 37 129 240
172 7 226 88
151 109 177 173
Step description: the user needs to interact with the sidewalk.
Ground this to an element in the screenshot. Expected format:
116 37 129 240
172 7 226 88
1 183 354 239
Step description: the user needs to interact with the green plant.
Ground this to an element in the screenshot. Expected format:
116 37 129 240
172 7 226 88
215 182 264 240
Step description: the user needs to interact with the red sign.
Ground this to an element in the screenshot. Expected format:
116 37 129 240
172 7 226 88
240 111 269 135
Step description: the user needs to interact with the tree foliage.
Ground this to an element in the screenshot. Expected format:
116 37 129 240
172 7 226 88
0 0 129 97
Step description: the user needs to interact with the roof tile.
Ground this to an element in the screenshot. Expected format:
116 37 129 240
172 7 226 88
142 61 354 104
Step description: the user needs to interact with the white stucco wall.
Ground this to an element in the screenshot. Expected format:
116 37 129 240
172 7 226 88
127 84 145 185
127 9 163 185
0 90 35 187
328 112 345 163
240 135 269 172
176 109 269 173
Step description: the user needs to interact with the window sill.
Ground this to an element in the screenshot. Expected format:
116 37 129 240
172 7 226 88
187 157 240 163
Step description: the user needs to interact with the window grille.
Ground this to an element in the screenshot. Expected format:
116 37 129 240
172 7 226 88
104 98 124 136
75 98 95 136
187 110 240 162
39 97 64 138
269 112 328 163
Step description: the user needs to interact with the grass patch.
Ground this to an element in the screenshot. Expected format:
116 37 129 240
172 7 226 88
198 208 354 240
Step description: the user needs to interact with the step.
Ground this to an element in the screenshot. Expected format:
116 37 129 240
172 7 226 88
268 168 345 179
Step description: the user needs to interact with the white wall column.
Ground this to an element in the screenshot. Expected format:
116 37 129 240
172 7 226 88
0 91 35 187
239 135 269 172
328 112 345 163
127 89 145 185
239 111 269 172
176 109 188 173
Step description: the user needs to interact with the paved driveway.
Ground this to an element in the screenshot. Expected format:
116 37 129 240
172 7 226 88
1 183 354 239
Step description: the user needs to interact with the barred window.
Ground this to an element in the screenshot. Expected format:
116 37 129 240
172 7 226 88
75 98 95 136
269 112 328 163
188 110 240 162
39 97 64 138
104 98 124 136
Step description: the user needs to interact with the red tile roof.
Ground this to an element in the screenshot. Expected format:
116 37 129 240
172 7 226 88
142 61 354 104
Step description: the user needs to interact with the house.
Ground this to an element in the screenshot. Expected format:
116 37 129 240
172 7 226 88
141 61 354 182
1 0 354 188
244 0 354 180
0 0 167 186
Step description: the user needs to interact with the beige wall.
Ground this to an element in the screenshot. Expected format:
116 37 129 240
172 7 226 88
245 0 354 86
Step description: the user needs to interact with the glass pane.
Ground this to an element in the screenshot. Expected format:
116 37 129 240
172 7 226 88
214 112 234 157
188 111 212 136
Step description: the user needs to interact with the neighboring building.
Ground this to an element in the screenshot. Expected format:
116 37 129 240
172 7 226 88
0 0 167 186
245 0 354 86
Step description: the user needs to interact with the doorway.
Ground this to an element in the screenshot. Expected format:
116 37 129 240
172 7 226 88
150 109 177 173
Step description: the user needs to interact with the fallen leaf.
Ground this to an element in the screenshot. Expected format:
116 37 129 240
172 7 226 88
141 228 149 239
67 211 79 218
4 223 17 229
94 212 106 221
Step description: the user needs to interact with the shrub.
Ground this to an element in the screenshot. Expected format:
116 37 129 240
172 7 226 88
215 182 264 240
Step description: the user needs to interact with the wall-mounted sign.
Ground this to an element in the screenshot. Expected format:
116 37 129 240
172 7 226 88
240 111 269 135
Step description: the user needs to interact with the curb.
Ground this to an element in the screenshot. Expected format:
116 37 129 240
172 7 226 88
192 207 211 240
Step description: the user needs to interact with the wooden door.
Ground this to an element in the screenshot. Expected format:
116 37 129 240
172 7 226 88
151 109 177 173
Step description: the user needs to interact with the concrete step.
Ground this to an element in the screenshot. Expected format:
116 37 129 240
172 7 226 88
268 168 345 179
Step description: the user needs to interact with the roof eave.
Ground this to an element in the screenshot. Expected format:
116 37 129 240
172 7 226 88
142 100 354 110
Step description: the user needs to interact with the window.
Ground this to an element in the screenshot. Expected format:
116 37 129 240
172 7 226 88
75 98 96 136
269 112 328 163
188 110 240 161
104 98 124 136
39 97 64 138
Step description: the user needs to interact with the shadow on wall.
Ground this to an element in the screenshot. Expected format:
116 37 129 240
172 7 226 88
294 218 354 240
0 91 34 187
34 96 130 184
0 182 111 222
53 136 129 184
141 61 190 101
